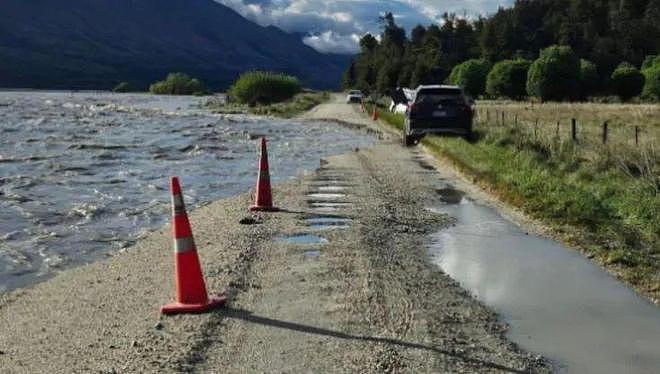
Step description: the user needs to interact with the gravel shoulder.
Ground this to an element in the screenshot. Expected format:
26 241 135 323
0 95 549 373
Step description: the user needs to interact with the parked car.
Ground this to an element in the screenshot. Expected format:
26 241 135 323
388 87 414 114
345 90 363 103
403 85 473 146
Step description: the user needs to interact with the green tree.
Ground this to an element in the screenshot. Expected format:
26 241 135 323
579 59 600 98
448 59 492 97
485 59 531 99
526 45 581 101
342 60 357 89
641 55 660 70
149 73 207 95
113 81 137 93
610 62 645 101
641 55 660 100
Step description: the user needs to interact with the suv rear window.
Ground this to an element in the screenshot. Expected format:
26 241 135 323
415 88 464 105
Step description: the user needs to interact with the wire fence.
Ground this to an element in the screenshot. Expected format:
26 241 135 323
473 105 659 192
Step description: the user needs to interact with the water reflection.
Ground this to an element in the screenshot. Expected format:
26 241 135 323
427 200 660 373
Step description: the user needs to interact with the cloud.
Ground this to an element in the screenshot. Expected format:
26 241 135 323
217 1 513 53
303 31 361 54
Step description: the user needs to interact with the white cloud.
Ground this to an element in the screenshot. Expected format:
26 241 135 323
303 31 361 54
217 0 513 53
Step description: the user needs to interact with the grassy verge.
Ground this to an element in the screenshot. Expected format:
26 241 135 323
208 91 330 118
363 102 404 131
372 103 659 304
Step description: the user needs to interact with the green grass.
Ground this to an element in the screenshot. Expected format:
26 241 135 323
371 103 660 303
208 91 330 118
363 102 404 131
249 91 329 118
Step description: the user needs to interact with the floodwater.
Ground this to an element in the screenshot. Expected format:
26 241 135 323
273 234 328 245
427 189 660 373
0 91 374 293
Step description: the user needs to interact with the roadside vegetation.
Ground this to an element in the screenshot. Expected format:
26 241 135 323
228 71 301 106
365 100 659 303
207 71 328 118
112 81 141 93
149 72 208 95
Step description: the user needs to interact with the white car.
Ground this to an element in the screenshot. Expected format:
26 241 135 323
346 90 363 104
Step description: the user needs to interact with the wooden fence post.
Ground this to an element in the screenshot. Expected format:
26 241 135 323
556 121 560 139
514 114 518 127
602 122 608 144
571 118 577 141
534 119 538 140
635 126 640 146
486 109 489 122
501 111 505 126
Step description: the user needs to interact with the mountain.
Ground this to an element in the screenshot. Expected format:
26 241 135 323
0 0 351 90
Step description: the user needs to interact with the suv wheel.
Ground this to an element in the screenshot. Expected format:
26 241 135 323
403 133 415 147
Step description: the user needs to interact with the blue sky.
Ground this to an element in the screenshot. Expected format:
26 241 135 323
217 0 513 53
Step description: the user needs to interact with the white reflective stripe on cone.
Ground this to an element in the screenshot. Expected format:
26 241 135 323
174 237 195 253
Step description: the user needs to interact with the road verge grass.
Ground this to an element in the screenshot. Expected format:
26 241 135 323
371 105 659 304
208 91 330 118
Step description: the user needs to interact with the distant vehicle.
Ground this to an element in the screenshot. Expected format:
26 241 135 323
346 90 363 103
403 85 474 146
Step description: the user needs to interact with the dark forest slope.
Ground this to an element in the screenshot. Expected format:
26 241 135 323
0 0 350 90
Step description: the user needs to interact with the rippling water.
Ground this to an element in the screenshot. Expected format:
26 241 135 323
0 91 374 293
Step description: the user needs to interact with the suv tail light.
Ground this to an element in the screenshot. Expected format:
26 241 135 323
408 103 416 116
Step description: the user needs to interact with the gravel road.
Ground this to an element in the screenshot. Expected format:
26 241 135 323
0 95 549 373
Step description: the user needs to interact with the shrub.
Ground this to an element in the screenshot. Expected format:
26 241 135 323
579 59 599 98
641 56 660 100
526 45 580 101
610 62 645 101
228 71 302 106
149 73 208 95
113 81 138 93
448 59 492 97
485 59 530 99
641 55 660 71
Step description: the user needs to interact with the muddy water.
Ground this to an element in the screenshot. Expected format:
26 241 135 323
0 91 374 293
427 191 660 373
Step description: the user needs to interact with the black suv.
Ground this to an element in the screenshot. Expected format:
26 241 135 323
403 85 474 146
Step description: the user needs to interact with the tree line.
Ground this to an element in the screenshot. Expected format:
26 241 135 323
342 0 660 101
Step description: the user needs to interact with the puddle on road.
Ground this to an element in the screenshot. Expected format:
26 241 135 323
426 199 660 373
307 193 347 199
435 188 466 204
274 234 328 245
305 215 351 231
305 216 351 225
308 202 352 208
311 206 341 213
311 178 348 184
417 161 436 171
316 186 348 192
304 250 321 259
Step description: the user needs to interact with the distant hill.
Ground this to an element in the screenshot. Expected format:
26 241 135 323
0 0 351 90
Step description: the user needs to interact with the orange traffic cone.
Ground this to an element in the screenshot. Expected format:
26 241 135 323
161 177 226 315
372 106 379 121
250 137 278 212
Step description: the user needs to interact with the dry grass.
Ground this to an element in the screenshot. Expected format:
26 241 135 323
476 101 659 147
474 101 659 195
